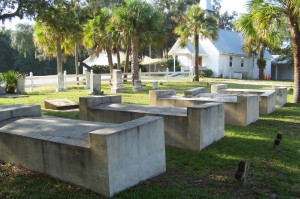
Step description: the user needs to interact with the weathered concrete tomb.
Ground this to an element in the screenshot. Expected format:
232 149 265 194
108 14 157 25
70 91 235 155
149 89 259 127
0 104 166 197
211 84 277 115
79 95 225 151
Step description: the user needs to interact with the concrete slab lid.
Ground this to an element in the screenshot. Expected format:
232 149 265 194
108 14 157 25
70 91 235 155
192 102 223 108
93 103 187 117
44 99 79 110
224 88 269 93
0 104 36 111
0 116 115 147
90 116 163 136
44 99 78 106
80 95 117 99
163 94 238 103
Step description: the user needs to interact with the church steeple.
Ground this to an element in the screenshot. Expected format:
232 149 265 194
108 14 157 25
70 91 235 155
199 0 214 14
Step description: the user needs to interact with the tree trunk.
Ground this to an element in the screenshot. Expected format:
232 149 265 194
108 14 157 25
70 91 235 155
106 47 114 79
131 36 140 84
124 38 131 83
116 46 121 70
288 16 300 103
194 34 200 81
74 42 79 85
258 49 265 80
56 38 63 74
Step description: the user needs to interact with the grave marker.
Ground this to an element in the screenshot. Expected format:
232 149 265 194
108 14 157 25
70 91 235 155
89 71 102 95
111 70 125 93
235 160 250 185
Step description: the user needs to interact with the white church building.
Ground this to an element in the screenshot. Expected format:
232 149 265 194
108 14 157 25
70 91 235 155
168 0 272 79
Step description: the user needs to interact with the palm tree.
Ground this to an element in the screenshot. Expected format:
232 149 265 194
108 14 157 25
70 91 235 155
113 0 164 83
83 8 114 75
246 0 300 103
34 1 82 74
175 5 218 82
235 12 281 80
33 21 73 73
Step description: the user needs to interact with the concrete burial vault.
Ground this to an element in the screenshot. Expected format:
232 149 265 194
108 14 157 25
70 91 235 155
79 95 225 151
149 89 259 127
211 84 286 114
0 104 166 197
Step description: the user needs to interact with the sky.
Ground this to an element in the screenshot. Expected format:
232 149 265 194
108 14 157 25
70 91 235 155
2 0 248 30
220 0 247 13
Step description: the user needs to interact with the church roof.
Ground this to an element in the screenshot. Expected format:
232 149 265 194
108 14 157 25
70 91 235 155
168 29 272 59
213 29 247 56
213 29 272 58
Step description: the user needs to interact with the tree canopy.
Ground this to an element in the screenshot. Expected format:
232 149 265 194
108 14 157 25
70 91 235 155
243 0 300 103
113 0 164 83
0 0 50 21
175 5 218 81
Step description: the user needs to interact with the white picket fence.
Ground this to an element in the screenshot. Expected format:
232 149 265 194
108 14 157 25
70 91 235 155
25 69 193 91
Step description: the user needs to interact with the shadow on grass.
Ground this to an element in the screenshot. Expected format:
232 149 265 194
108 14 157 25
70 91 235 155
0 162 102 199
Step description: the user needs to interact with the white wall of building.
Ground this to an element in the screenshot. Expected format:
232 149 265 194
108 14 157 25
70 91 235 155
201 40 220 77
178 54 193 72
271 64 294 80
219 55 252 78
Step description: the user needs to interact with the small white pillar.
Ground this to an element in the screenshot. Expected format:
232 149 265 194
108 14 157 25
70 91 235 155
139 68 142 80
85 70 91 89
173 56 176 72
29 72 33 92
166 68 169 82
63 70 67 89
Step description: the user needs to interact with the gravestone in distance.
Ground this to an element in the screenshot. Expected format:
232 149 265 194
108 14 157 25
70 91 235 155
85 70 90 89
89 73 102 95
44 99 79 110
133 80 143 92
111 70 125 93
153 81 158 89
0 86 5 95
235 160 250 185
17 75 26 94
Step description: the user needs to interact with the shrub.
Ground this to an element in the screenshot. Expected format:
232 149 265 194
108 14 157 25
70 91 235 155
200 69 213 77
2 70 19 94
91 65 110 74
0 73 3 84
165 58 181 72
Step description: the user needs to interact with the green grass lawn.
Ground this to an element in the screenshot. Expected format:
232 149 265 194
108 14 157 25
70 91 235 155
0 79 299 198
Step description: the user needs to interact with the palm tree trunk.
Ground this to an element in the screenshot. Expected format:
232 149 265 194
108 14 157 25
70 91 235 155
116 46 121 70
194 34 200 81
106 47 114 79
74 42 79 85
288 16 300 103
258 49 265 80
131 36 139 84
56 38 63 74
124 39 131 83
